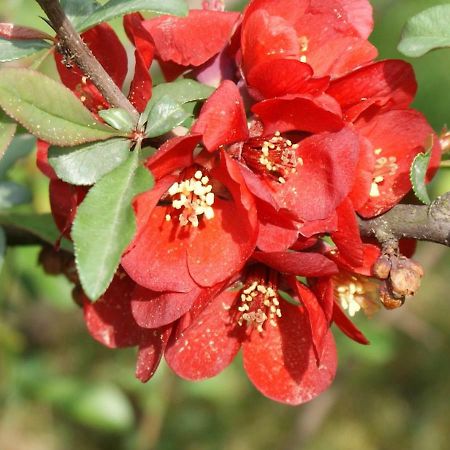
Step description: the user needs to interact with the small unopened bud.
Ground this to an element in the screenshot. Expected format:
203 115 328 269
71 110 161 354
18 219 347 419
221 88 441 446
380 283 405 310
372 255 392 279
39 246 64 275
389 258 423 297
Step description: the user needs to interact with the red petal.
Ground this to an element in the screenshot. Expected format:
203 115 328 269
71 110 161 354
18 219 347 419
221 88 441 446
165 290 242 380
122 205 195 293
328 60 417 121
256 221 299 252
192 80 249 152
55 24 127 112
0 23 52 40
298 212 338 237
273 127 359 221
143 10 239 67
311 277 335 324
243 301 337 405
253 251 338 277
124 13 154 112
348 135 375 209
331 197 364 267
333 300 369 345
36 140 56 179
357 110 441 217
241 9 299 75
247 59 329 100
292 279 329 362
252 94 343 135
328 242 380 276
136 326 171 382
49 179 87 239
145 134 201 180
294 3 377 77
187 196 256 287
335 0 374 38
83 274 146 348
131 284 203 328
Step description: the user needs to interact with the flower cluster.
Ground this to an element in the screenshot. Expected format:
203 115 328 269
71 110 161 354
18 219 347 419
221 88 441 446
41 0 441 404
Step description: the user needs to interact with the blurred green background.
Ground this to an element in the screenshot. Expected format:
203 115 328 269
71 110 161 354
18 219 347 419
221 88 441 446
1 0 450 449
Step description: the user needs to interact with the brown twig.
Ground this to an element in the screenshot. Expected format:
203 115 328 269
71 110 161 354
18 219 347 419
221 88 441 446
35 0 140 125
358 192 450 247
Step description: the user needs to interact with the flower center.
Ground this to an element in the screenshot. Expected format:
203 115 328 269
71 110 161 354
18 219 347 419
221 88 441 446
241 131 302 184
369 149 399 197
237 279 282 333
333 273 380 317
165 170 215 227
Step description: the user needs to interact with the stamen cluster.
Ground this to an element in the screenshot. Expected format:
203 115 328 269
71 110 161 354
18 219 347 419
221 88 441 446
165 170 215 227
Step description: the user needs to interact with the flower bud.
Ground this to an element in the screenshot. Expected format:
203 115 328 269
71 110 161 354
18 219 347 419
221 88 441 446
389 258 423 297
372 254 391 279
38 246 64 275
380 283 404 310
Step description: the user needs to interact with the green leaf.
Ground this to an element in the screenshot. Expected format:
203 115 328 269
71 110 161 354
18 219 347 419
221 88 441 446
0 227 5 272
48 138 131 186
78 0 188 32
61 0 100 30
145 95 191 138
0 68 120 146
0 213 73 252
0 181 32 209
99 108 134 132
398 5 450 57
0 38 50 62
0 109 17 162
410 137 433 205
140 79 215 128
0 134 35 179
72 151 153 300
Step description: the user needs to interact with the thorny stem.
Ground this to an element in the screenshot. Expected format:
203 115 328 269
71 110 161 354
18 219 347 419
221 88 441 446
35 0 140 125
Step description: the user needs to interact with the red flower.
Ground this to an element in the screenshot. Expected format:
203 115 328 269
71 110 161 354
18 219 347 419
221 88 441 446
239 0 377 100
121 145 258 293
193 81 361 238
165 257 338 405
327 60 442 217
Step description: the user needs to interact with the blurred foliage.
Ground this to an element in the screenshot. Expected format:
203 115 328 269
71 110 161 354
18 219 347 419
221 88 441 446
1 1 450 450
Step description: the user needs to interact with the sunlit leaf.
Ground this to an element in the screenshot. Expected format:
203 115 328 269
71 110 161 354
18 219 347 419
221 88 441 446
410 137 433 205
99 108 134 132
0 68 120 146
78 0 188 32
398 5 450 57
145 95 191 138
48 138 131 185
0 37 50 62
72 151 153 300
140 79 214 128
